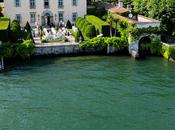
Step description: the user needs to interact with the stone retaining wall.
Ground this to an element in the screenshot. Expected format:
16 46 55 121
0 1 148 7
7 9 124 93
34 44 106 56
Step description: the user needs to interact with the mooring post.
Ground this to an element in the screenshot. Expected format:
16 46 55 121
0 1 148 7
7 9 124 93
107 45 110 54
1 57 4 70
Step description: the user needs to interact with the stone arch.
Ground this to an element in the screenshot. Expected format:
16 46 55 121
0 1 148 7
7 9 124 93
138 35 152 57
41 10 54 26
41 10 53 17
128 33 160 58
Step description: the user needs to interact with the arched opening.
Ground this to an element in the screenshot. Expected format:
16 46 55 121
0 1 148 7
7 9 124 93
138 36 152 58
44 13 50 26
41 11 53 26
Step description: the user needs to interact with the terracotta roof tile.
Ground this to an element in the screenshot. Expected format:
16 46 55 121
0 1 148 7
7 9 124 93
109 7 129 13
112 14 137 24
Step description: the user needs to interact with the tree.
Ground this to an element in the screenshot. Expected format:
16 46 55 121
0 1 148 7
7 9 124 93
107 15 113 37
132 0 175 35
66 20 72 29
24 21 31 32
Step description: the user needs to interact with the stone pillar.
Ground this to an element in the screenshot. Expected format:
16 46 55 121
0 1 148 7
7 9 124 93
128 40 139 58
0 57 4 71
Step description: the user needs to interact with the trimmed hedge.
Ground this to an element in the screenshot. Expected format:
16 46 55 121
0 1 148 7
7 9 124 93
85 15 110 36
0 17 10 42
75 17 96 40
75 17 83 27
66 20 72 29
84 25 96 39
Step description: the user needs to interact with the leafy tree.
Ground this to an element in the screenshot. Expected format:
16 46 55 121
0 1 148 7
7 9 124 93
132 0 175 35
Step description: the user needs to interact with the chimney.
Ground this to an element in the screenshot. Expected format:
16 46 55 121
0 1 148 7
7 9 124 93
118 0 123 7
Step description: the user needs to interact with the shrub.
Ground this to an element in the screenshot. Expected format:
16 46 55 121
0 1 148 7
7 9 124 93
78 19 86 30
70 30 80 42
84 25 96 39
170 47 175 59
0 42 14 58
0 40 35 59
24 21 31 32
66 20 72 29
15 40 35 59
10 20 22 42
75 17 83 27
82 21 91 33
80 37 106 48
161 45 170 59
23 31 32 40
85 15 110 36
80 37 128 48
105 37 127 48
75 17 97 40
150 37 161 55
41 39 48 43
64 37 68 42
75 31 80 42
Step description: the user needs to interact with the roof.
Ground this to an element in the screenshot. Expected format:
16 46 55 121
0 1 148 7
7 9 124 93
0 17 10 30
112 14 137 24
109 7 129 14
112 14 160 24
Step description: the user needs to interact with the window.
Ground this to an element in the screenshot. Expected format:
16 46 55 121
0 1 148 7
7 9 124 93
58 0 63 8
30 0 36 9
72 12 77 22
58 11 64 21
72 0 77 6
15 0 20 7
16 14 21 23
44 0 49 8
30 12 36 23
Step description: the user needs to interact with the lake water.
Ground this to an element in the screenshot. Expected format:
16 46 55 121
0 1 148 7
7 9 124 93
0 56 175 130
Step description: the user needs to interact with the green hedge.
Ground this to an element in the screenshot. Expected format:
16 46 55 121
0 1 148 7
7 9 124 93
75 17 83 27
0 17 10 42
80 37 128 48
0 40 34 59
85 15 110 36
75 17 96 40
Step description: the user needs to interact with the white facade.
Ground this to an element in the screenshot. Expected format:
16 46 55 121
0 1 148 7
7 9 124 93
4 0 87 27
135 15 160 28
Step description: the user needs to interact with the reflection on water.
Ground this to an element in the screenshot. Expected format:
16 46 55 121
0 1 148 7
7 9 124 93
0 56 175 130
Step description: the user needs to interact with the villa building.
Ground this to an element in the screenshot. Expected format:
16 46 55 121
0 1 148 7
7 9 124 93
108 0 160 29
3 0 87 27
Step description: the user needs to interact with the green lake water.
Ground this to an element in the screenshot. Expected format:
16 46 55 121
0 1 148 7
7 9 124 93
0 56 175 130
